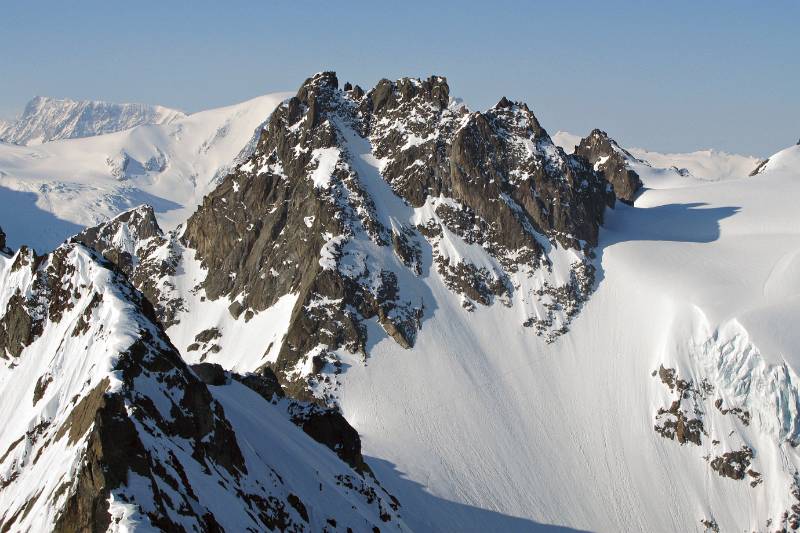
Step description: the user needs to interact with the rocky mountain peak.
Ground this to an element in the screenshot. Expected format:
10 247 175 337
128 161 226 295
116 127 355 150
582 129 633 157
72 72 617 403
171 72 615 399
367 75 450 115
72 204 162 253
71 205 184 327
492 96 537 120
575 128 642 204
489 96 547 138
495 96 513 109
299 71 340 93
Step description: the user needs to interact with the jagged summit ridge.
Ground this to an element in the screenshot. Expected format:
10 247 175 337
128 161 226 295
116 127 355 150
71 71 618 402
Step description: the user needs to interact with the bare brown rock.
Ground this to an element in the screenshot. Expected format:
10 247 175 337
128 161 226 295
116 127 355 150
178 72 612 397
575 129 642 205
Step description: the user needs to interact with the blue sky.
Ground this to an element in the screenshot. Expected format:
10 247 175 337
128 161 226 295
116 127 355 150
1 1 797 156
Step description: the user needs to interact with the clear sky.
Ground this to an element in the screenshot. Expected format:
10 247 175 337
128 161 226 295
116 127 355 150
1 1 797 156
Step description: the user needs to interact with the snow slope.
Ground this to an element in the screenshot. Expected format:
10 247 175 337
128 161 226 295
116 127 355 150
0 241 406 532
0 92 290 252
0 96 185 145
66 76 799 530
320 144 800 532
132 75 800 530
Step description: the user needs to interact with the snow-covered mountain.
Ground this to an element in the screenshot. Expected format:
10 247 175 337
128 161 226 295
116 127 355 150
0 92 290 252
553 130 762 183
0 96 185 146
0 238 405 531
2 72 800 532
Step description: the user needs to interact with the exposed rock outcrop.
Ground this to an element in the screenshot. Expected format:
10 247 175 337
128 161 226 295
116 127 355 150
710 446 754 481
653 362 767 497
177 72 614 398
0 226 9 255
70 72 616 401
192 362 371 472
575 129 642 204
749 158 769 176
0 242 405 531
653 366 706 446
71 206 184 327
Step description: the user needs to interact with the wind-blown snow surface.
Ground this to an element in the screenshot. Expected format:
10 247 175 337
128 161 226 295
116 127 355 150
321 144 800 531
553 130 761 183
0 92 290 252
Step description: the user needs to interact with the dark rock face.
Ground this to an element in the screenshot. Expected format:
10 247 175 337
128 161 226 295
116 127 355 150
714 398 750 426
191 362 228 385
71 205 162 272
0 290 35 359
0 226 9 255
51 379 150 533
0 246 87 360
710 446 754 480
212 365 369 472
233 368 285 400
187 328 223 358
575 129 642 204
749 158 769 176
288 402 369 473
776 477 800 530
179 71 614 398
0 242 403 531
653 366 707 446
364 79 611 250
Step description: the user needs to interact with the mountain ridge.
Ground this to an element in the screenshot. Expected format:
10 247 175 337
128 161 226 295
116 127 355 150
0 234 406 531
0 96 185 146
2 71 800 532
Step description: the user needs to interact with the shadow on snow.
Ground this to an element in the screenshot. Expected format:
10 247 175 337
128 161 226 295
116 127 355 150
366 456 591 532
0 185 182 253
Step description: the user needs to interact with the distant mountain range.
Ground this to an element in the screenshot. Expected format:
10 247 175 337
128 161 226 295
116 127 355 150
0 92 290 251
0 96 185 145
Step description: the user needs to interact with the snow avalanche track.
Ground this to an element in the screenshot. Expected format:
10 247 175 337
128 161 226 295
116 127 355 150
334 145 800 532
